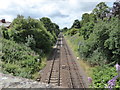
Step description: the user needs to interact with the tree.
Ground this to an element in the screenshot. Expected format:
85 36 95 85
40 17 60 41
40 17 53 32
62 27 68 32
3 16 55 52
71 19 81 29
89 13 97 23
80 22 94 40
112 1 120 18
79 17 120 64
93 2 110 20
81 13 90 25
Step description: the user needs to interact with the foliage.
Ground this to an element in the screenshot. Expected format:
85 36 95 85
92 2 110 20
64 2 120 65
78 17 120 65
1 15 60 79
71 19 81 29
40 17 60 41
92 65 120 88
112 1 120 17
25 35 36 49
80 22 94 40
1 38 45 79
62 27 68 33
81 13 90 25
67 28 79 36
2 16 56 52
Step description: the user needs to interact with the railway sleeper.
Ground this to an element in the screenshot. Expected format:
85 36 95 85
50 78 58 80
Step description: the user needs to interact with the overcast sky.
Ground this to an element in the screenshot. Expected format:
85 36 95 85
0 0 114 28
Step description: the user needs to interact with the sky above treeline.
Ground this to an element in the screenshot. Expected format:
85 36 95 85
0 0 115 28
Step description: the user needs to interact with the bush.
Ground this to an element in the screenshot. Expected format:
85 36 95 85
92 65 120 88
1 38 42 79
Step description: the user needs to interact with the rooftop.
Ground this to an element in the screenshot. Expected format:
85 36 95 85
0 19 11 28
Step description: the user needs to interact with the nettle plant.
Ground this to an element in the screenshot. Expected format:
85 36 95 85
88 63 120 88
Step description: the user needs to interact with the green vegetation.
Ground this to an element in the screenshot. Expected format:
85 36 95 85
0 1 120 88
1 15 60 79
78 17 120 65
3 15 58 52
40 17 59 42
92 64 120 88
63 1 120 88
1 38 44 79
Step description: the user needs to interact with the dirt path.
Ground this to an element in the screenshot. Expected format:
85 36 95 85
40 33 89 88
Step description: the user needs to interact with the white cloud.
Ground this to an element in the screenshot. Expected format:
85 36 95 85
0 0 114 28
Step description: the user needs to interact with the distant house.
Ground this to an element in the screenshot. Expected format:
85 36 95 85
0 19 11 28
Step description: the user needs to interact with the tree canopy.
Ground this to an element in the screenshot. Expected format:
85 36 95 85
2 15 60 53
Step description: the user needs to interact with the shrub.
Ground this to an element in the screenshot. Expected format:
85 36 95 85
1 38 42 79
92 65 120 88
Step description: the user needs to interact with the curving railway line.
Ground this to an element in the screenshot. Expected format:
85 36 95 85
40 33 86 88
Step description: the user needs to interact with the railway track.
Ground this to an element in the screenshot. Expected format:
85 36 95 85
63 38 85 88
41 34 86 88
47 34 62 86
